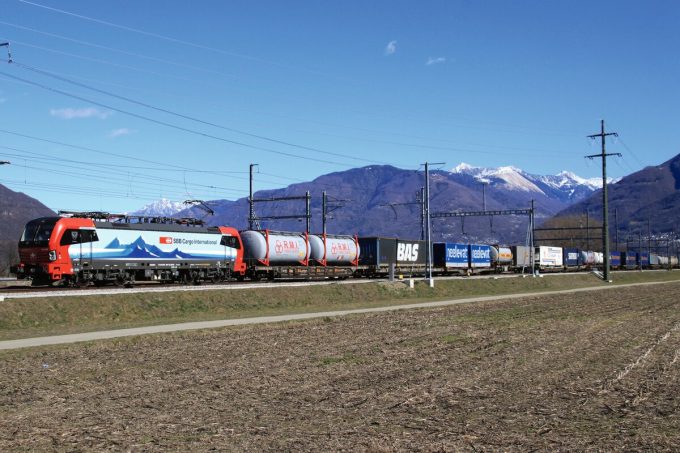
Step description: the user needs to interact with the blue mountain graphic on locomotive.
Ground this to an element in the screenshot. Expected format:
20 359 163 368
88 235 224 260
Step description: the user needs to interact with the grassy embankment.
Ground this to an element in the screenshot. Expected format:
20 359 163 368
0 271 679 341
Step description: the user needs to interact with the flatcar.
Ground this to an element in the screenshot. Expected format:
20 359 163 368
241 230 359 280
357 237 426 277
432 243 492 275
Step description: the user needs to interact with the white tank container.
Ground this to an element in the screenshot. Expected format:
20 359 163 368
241 230 309 264
491 246 513 264
594 252 604 264
308 234 359 265
580 251 596 265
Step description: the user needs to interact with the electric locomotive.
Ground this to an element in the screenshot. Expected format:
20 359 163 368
13 212 245 286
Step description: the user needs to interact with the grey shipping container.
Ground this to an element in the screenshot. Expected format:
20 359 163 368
358 237 396 266
512 245 532 267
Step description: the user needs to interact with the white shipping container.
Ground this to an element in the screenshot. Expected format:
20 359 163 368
537 246 563 267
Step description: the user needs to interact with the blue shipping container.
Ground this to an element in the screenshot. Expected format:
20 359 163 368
639 252 650 267
624 252 638 268
470 244 492 268
610 251 621 267
433 243 469 268
563 248 581 267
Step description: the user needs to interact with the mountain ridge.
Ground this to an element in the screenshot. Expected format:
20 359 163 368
554 153 680 235
168 164 604 245
0 184 55 274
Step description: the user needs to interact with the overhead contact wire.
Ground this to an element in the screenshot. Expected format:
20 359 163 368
18 0 350 80
0 21 239 79
0 70 356 167
13 63 386 165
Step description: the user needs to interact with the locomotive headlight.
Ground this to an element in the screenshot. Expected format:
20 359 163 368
48 250 57 261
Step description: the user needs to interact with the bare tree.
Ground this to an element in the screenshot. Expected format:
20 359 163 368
0 242 19 277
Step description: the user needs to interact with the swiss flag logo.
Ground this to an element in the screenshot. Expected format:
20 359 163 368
160 237 173 245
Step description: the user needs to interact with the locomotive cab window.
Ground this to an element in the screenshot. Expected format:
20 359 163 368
60 229 99 245
221 236 240 248
81 229 99 243
19 217 58 247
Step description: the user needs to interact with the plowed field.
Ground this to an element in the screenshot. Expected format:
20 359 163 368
2 282 679 451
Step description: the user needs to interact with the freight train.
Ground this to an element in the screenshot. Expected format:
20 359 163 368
12 213 359 286
11 213 679 286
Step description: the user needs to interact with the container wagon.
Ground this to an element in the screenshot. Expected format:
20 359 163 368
433 243 492 275
563 247 582 270
536 246 563 270
241 230 358 280
357 237 426 277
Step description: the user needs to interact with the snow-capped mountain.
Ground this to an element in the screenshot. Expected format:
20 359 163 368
451 163 545 193
539 171 604 191
450 163 612 201
130 198 186 217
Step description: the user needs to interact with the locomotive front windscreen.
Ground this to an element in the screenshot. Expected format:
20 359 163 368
19 217 58 247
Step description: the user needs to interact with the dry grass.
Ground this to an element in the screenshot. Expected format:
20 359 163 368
1 271 679 341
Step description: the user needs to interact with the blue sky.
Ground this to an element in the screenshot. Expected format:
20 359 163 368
0 0 679 213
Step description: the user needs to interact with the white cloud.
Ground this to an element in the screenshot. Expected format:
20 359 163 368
50 107 112 120
426 56 446 66
384 40 397 56
109 128 134 138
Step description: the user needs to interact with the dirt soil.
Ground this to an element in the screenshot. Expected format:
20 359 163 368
1 282 679 451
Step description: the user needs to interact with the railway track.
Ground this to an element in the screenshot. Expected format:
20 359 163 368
0 269 674 301
0 277 378 300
